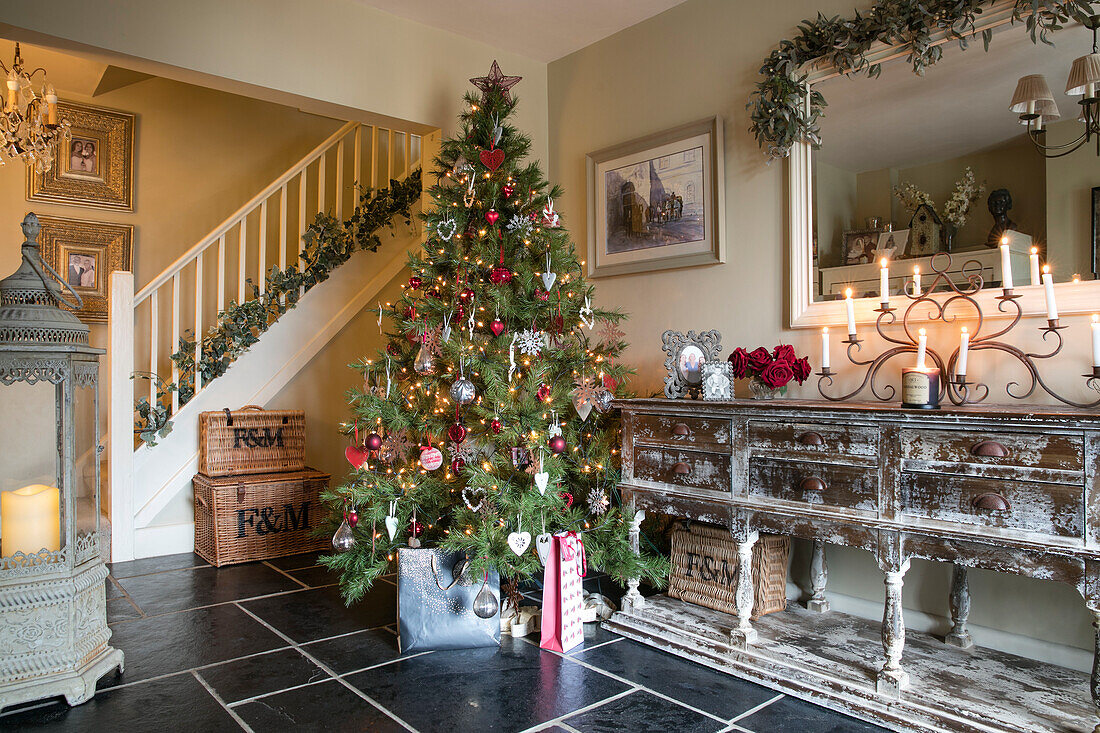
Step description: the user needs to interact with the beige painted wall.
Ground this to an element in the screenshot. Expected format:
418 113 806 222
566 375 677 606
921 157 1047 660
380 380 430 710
549 0 1094 666
813 160 856 268
1046 118 1100 278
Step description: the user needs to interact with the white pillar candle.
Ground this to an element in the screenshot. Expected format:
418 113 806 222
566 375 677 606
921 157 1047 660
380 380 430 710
844 288 856 337
44 84 57 126
915 328 927 370
1 484 61 558
1092 315 1100 368
912 266 922 296
1000 239 1014 290
1042 265 1058 320
957 327 969 377
821 327 830 370
1029 247 1041 286
880 259 890 306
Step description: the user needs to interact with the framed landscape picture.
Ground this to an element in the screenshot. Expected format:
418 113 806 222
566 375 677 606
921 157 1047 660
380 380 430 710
36 216 133 323
586 117 725 278
27 101 135 211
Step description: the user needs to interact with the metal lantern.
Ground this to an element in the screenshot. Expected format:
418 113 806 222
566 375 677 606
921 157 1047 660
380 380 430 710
0 213 123 709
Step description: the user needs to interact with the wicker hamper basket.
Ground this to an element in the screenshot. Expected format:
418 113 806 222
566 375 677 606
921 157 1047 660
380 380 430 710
668 522 789 619
198 405 306 477
193 468 330 566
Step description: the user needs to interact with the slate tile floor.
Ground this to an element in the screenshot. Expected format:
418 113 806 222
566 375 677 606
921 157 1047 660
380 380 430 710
0 553 888 732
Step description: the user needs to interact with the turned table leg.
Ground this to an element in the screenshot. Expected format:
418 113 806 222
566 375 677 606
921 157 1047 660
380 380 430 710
807 540 830 613
945 563 974 649
730 530 759 648
622 508 646 613
877 557 912 697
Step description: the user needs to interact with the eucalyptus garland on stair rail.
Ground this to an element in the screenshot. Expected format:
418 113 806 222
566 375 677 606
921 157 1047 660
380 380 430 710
748 0 1096 160
134 170 422 445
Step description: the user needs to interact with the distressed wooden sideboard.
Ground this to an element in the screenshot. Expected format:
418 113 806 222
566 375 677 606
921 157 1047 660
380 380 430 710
606 398 1100 733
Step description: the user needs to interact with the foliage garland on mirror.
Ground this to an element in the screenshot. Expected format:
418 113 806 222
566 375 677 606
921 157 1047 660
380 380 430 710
132 171 422 445
748 0 1096 159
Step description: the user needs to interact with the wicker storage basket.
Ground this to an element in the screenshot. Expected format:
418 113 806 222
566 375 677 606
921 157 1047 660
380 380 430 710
668 522 789 619
193 468 330 566
198 405 305 477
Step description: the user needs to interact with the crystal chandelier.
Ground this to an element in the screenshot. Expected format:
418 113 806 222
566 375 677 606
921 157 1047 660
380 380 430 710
0 43 69 172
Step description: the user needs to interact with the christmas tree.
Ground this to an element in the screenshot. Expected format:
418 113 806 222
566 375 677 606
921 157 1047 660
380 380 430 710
324 61 667 606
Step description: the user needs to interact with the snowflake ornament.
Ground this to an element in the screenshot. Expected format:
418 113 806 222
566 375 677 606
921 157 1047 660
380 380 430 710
506 214 534 238
573 376 601 407
422 325 444 357
380 430 414 465
587 485 610 516
516 329 544 357
449 441 480 465
598 319 625 347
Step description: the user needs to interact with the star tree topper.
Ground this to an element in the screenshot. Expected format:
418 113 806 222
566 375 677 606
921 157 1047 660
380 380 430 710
470 60 522 103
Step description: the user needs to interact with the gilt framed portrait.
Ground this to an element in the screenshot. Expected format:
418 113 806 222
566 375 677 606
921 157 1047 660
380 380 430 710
586 117 725 278
36 216 133 323
27 101 134 211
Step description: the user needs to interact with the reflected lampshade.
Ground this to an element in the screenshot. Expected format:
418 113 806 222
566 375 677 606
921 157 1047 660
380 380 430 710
1009 74 1059 119
1066 53 1100 97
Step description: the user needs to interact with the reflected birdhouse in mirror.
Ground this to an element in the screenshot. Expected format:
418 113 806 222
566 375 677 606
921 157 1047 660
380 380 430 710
906 204 942 258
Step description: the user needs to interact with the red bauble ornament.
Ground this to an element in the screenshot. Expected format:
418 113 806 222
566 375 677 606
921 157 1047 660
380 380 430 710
447 421 467 443
485 209 500 225
535 289 549 301
549 435 566 454
408 276 422 290
386 342 401 356
459 287 475 304
451 457 466 473
455 303 466 320
365 432 383 451
537 383 552 401
490 266 512 284
489 319 505 337
503 183 515 197
603 374 618 391
347 510 359 527
479 147 505 171
409 518 423 535
490 418 503 434
559 491 573 508
404 305 416 319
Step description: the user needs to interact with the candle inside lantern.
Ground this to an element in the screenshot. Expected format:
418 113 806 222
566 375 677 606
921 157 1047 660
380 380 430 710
1030 247 1041 286
844 288 856 337
912 265 922 296
879 258 890 306
957 326 969 378
915 328 927 370
1042 265 1058 321
1000 237 1014 290
1 484 60 558
1092 315 1100 368
821 327 830 370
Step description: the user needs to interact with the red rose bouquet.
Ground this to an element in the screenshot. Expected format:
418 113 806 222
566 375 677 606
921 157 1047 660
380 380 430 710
728 344 812 397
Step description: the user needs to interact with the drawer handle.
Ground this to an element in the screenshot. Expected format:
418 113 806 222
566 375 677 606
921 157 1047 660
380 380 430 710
971 440 1010 458
800 476 827 493
798 431 825 446
671 423 691 437
672 461 692 476
972 492 1012 512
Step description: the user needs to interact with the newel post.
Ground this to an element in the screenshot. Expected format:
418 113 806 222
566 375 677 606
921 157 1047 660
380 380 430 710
108 270 135 562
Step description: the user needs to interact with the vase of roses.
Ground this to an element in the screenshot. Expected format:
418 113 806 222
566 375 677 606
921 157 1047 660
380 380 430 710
728 344 812 399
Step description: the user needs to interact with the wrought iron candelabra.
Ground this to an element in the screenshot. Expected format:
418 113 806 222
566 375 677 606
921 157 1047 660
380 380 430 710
815 252 1100 408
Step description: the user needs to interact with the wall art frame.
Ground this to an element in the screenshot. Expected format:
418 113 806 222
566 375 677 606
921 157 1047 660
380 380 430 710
586 117 725 278
36 215 133 323
1092 186 1099 280
662 329 722 399
27 101 135 212
701 361 733 401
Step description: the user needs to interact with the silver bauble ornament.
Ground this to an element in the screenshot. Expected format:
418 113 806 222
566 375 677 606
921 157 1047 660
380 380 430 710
594 389 614 413
450 377 476 405
332 518 356 551
472 580 500 619
414 342 435 375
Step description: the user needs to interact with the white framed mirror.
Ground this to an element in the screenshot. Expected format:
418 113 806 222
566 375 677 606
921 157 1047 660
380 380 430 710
789 0 1100 328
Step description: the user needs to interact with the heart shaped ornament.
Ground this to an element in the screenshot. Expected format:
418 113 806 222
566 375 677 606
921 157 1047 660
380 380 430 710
535 533 553 565
534 471 549 495
541 271 556 290
489 319 505 337
345 445 370 468
385 515 399 541
462 487 486 512
507 531 532 556
436 216 457 241
479 147 505 171
485 209 499 225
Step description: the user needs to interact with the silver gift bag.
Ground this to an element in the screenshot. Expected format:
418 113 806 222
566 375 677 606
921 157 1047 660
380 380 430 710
397 547 501 653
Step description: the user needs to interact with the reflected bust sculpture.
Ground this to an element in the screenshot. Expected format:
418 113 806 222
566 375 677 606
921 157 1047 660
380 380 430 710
986 188 1017 248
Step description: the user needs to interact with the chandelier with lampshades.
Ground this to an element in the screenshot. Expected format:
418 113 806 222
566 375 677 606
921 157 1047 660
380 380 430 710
0 42 69 172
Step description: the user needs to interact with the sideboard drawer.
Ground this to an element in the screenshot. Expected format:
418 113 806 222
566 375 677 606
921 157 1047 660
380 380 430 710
900 471 1084 539
748 458 878 512
632 414 733 454
747 420 877 458
898 429 1083 473
634 446 731 493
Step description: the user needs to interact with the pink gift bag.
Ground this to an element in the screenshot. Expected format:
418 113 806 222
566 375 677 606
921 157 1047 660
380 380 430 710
540 531 586 653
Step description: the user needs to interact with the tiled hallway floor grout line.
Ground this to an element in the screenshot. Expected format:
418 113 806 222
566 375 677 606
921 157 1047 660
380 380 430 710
191 670 255 733
261 560 311 588
517 688 637 733
233 602 420 732
106 580 336 627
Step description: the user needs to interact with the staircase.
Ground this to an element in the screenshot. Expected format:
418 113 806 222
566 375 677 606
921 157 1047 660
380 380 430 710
106 120 439 561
